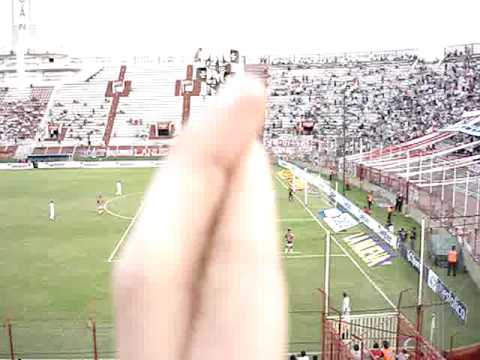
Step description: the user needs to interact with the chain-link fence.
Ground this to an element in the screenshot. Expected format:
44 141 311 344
0 318 114 359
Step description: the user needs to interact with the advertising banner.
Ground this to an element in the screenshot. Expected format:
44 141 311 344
323 212 358 233
0 162 33 170
405 249 468 322
37 161 165 169
427 269 467 322
37 162 81 169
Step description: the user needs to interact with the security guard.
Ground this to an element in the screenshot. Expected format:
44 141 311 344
447 246 458 277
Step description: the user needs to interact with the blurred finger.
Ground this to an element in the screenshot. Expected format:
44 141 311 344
113 76 267 359
187 143 287 360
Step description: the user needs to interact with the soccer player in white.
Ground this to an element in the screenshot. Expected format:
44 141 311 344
342 292 351 315
116 180 123 196
341 292 351 339
49 200 55 221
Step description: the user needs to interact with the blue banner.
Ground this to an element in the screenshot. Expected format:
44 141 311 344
405 249 468 322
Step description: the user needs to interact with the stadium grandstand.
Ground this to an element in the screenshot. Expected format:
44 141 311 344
2 1 480 359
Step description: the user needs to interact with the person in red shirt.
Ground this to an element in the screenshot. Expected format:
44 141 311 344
288 187 293 202
370 342 382 359
96 194 105 215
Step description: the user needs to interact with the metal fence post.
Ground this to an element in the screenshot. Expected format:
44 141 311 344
6 319 15 360
91 318 98 360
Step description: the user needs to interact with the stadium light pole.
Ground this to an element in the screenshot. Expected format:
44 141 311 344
324 231 332 316
418 218 426 306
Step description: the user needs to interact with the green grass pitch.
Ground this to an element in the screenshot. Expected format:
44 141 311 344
0 167 479 358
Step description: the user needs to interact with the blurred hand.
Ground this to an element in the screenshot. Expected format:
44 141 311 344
113 76 287 359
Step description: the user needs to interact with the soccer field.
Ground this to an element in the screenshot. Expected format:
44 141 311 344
0 167 478 358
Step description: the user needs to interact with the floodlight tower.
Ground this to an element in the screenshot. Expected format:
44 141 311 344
11 0 34 87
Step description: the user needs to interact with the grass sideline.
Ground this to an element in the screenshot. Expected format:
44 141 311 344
0 167 479 357
296 166 480 348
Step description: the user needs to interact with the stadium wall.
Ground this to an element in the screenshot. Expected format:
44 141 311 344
38 160 164 169
0 160 164 170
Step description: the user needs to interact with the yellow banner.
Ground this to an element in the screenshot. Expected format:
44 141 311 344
277 169 305 190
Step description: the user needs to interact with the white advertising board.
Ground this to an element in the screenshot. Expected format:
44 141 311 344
37 161 165 169
0 163 33 170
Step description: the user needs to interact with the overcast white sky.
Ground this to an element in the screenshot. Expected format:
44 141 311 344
0 0 479 58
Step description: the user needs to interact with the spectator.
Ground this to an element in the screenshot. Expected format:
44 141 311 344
351 344 362 360
288 183 295 202
297 350 308 360
370 342 382 358
398 228 407 246
447 245 458 276
265 52 480 159
410 227 417 252
380 340 394 360
397 192 404 212
397 348 409 360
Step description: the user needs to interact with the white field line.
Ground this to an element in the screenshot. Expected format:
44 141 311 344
277 218 316 222
275 175 397 309
107 193 144 263
283 254 348 259
107 208 141 262
104 192 142 220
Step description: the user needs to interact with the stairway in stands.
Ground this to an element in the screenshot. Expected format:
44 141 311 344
103 65 128 146
108 64 185 146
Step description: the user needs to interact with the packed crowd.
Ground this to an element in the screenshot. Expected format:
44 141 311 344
265 51 480 156
0 88 51 144
193 48 241 96
271 50 418 67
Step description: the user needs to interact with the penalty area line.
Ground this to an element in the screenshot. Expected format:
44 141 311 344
104 192 142 221
107 201 144 263
283 254 348 259
274 175 396 310
277 218 316 222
